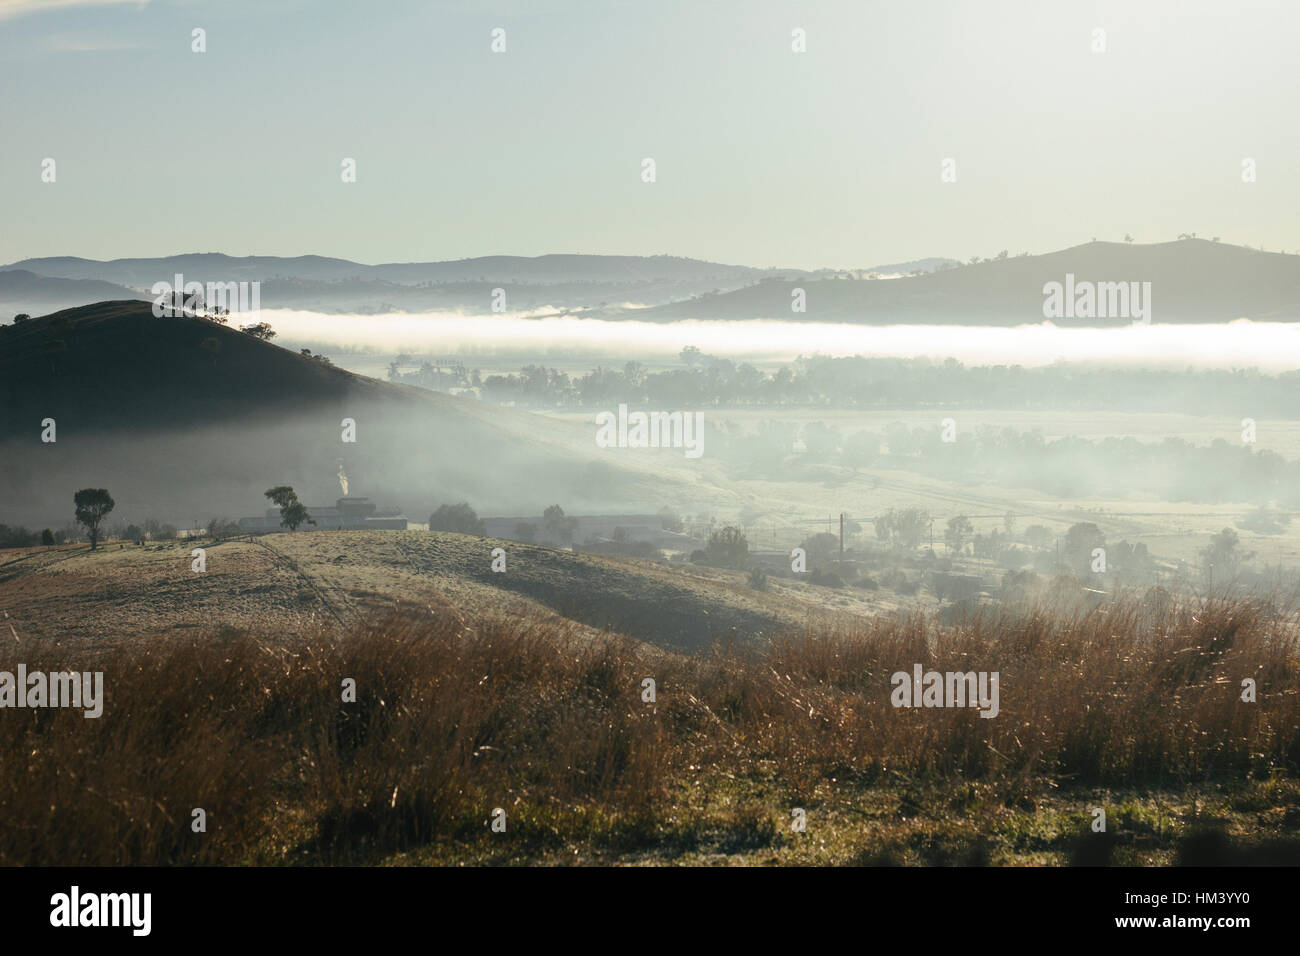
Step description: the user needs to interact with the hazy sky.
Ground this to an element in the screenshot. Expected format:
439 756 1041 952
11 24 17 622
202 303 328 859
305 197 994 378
2 0 1297 269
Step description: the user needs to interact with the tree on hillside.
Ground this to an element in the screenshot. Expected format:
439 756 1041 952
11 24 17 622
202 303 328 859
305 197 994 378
74 488 115 550
264 486 314 532
13 313 30 324
428 502 485 534
241 322 276 341
207 518 241 540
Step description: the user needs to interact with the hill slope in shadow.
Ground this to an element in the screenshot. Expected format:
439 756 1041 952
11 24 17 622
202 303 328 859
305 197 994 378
0 301 675 527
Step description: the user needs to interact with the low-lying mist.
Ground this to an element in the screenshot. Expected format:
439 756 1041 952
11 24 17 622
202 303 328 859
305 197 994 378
0 400 674 531
261 309 1300 371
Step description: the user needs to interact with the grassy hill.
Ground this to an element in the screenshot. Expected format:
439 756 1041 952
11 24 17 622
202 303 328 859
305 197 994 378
635 239 1300 324
0 530 840 651
2 581 1296 866
0 300 403 432
0 252 786 287
0 301 688 527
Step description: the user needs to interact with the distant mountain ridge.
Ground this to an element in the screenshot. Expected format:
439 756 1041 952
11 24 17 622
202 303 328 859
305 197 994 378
0 252 954 316
6 241 1294 324
1 253 791 288
0 269 147 319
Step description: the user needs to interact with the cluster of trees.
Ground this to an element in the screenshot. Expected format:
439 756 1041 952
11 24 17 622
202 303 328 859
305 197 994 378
242 322 275 340
1201 528 1251 584
0 512 184 550
298 348 332 366
875 508 932 550
389 356 478 391
885 425 1300 507
469 351 1300 418
689 526 749 569
427 502 486 534
697 420 1300 508
858 507 1169 582
0 524 66 549
426 502 586 548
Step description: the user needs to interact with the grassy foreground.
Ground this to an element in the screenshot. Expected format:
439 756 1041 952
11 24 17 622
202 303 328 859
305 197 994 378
2 595 1299 866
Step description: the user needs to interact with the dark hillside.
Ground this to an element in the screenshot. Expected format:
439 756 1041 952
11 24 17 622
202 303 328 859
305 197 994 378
635 239 1300 325
0 301 666 528
0 300 405 436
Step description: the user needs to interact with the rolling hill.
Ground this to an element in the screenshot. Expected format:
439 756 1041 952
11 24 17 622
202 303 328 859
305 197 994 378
632 239 1300 325
0 269 146 319
0 530 841 651
0 252 782 286
0 300 689 528
0 254 804 313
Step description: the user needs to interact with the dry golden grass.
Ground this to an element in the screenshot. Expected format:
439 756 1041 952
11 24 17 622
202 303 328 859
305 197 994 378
1 594 1297 865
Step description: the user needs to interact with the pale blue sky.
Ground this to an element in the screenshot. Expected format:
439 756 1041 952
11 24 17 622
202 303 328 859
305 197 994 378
1 0 1297 269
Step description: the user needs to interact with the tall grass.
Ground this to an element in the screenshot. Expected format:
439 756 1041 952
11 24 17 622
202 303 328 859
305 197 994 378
1 594 1296 865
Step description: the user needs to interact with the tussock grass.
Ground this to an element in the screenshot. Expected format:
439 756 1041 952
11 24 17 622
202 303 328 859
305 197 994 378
1 595 1297 865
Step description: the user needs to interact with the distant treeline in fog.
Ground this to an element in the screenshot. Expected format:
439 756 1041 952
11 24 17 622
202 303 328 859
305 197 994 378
707 421 1300 510
474 351 1300 416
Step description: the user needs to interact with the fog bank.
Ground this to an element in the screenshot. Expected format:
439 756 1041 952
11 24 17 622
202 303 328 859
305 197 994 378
262 310 1300 371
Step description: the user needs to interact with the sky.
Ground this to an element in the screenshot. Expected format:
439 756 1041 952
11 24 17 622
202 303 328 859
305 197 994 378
1 0 1297 269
